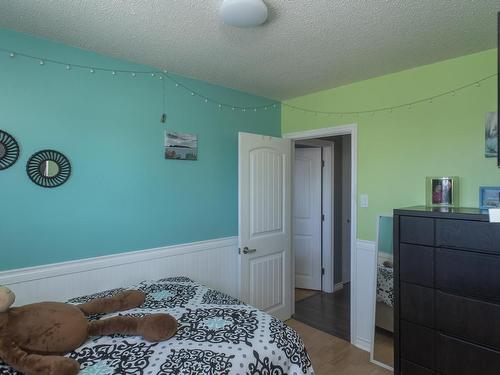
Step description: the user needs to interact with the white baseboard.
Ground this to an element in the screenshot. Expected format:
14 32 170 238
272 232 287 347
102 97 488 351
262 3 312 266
0 237 239 306
354 337 372 352
355 239 377 352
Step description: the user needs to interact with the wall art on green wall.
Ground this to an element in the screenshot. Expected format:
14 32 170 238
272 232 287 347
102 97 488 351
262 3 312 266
485 112 498 158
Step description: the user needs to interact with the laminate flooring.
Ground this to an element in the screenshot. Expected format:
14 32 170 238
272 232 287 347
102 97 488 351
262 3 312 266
294 284 350 341
287 319 392 375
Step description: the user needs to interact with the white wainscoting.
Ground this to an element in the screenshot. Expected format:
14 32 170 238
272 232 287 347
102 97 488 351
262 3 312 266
354 239 377 352
0 237 239 306
1 236 378 352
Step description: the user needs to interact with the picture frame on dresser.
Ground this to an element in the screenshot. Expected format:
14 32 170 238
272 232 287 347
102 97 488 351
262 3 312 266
425 176 459 208
479 186 500 210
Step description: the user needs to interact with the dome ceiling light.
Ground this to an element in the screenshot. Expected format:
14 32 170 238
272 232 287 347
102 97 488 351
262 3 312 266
220 0 269 28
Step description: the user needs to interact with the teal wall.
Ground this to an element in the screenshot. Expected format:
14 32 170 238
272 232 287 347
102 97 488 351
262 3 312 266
377 216 393 254
0 29 281 271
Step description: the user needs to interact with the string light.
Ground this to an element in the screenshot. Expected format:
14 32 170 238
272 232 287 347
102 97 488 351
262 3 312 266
0 47 496 115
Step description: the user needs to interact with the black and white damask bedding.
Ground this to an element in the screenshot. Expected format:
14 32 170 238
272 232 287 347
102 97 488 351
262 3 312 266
0 277 314 375
376 265 394 308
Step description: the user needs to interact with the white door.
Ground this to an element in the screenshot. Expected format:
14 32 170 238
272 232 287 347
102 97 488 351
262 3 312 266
293 148 322 290
238 132 292 321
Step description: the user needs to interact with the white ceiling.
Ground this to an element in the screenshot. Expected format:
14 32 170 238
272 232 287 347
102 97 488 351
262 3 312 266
0 1 498 100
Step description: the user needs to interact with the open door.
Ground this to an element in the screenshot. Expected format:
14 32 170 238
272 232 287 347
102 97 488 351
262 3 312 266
238 132 292 321
293 147 322 290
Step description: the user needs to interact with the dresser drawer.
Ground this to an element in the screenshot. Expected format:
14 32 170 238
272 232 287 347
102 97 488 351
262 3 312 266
400 216 434 246
437 334 500 375
400 244 434 287
436 219 500 254
401 283 434 328
401 360 435 375
436 248 500 303
401 321 435 369
436 291 500 350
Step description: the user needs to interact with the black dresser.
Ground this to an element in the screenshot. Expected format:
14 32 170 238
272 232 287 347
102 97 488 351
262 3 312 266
394 206 500 375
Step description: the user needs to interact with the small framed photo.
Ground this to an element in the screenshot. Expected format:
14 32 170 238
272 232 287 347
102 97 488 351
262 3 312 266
485 112 498 158
426 176 459 208
479 186 500 210
164 131 198 161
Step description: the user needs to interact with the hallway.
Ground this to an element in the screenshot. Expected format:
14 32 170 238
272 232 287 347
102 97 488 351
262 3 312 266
293 284 350 341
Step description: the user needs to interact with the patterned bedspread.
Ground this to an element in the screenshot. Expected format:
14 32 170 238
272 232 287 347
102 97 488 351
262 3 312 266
377 265 394 308
0 277 314 375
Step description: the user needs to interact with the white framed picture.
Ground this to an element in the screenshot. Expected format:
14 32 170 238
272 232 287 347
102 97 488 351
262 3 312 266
164 132 198 161
485 112 498 158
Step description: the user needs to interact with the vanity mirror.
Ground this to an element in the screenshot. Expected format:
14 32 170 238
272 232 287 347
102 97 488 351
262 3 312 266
26 150 71 188
0 130 20 170
370 215 394 370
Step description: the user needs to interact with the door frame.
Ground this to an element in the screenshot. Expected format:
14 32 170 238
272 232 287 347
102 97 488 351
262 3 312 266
283 124 358 346
294 139 335 293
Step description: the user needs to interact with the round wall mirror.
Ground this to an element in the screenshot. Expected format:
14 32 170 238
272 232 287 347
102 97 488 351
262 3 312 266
0 143 6 159
27 150 71 188
0 129 20 170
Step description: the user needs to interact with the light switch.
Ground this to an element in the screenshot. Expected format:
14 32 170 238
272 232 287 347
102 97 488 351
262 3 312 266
360 194 369 208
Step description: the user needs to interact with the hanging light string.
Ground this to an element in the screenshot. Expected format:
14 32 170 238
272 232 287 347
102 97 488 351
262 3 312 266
1 47 278 111
1 47 496 115
282 73 497 116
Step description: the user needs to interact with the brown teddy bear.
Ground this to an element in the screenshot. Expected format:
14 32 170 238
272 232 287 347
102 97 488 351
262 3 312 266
0 285 177 375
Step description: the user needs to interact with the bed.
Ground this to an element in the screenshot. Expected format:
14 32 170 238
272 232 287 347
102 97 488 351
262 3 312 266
0 277 314 375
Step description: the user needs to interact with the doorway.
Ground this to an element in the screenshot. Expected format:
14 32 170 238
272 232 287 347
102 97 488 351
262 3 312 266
291 134 353 341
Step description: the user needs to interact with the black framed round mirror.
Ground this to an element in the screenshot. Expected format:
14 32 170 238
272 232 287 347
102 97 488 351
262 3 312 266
27 150 71 188
0 130 20 170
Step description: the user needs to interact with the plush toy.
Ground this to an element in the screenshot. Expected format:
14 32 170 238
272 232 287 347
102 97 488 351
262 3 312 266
0 286 177 375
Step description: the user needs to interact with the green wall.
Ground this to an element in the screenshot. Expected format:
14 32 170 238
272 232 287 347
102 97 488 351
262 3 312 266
283 49 498 241
0 29 280 271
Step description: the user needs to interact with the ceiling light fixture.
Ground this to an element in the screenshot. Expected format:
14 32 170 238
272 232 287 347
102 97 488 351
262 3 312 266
220 0 268 28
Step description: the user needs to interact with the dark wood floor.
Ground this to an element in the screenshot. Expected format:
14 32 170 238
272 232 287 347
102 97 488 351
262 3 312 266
293 283 350 341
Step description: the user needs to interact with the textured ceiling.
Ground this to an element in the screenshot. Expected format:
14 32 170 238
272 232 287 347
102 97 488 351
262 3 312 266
0 1 498 100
